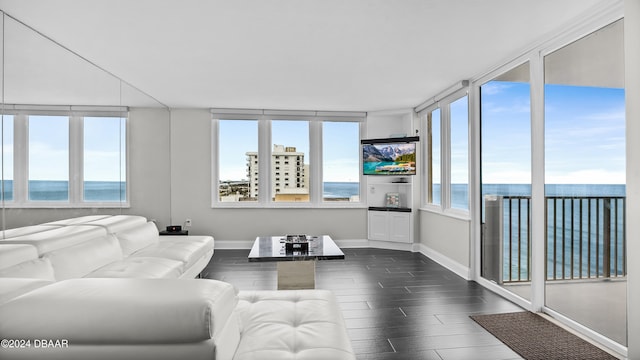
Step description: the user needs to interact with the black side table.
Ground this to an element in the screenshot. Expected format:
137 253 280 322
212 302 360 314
159 230 189 236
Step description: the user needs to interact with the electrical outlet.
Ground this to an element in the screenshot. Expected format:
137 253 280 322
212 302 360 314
185 218 192 227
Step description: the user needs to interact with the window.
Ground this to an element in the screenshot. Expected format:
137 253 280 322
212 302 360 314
421 89 470 213
218 119 258 202
450 96 469 210
212 110 364 207
1 109 128 207
271 120 309 202
480 62 532 295
28 115 69 201
322 121 360 202
83 117 126 202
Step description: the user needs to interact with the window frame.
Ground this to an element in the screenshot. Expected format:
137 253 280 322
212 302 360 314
424 106 441 208
421 88 470 218
1 107 129 208
211 110 365 208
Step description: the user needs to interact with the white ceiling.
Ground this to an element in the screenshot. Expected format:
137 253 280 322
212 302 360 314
0 0 611 111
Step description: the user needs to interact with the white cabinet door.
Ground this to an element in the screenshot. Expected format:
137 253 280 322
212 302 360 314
388 212 412 243
368 211 388 241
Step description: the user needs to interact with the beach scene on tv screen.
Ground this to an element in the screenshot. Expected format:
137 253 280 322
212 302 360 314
363 143 416 175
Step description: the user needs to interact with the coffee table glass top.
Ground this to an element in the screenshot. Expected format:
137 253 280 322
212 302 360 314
248 235 345 262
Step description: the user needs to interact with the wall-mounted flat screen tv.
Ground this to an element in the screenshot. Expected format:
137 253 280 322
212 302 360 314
362 140 417 175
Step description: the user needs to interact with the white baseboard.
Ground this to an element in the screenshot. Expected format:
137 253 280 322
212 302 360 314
334 238 369 248
417 243 471 280
367 240 414 252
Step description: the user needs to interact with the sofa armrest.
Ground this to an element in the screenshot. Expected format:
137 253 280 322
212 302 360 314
0 278 239 344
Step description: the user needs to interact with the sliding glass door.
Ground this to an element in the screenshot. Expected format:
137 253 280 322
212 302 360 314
480 62 532 300
543 19 626 346
479 18 626 348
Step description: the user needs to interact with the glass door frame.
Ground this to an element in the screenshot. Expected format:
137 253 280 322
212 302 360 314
470 5 625 356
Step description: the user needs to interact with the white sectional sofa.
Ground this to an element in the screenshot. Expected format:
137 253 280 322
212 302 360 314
0 215 356 360
0 215 214 284
0 279 356 360
0 244 55 304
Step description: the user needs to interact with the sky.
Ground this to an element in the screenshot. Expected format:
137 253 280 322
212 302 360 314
2 84 626 187
481 81 625 185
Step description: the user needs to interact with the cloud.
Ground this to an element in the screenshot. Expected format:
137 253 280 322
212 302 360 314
324 158 359 182
581 108 625 122
481 82 514 95
546 169 625 184
84 150 125 181
28 142 69 180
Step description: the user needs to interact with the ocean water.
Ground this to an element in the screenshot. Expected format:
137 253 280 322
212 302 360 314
323 182 359 199
0 180 126 202
2 180 355 201
434 183 627 210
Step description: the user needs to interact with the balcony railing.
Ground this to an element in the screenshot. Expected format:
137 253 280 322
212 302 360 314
483 195 626 284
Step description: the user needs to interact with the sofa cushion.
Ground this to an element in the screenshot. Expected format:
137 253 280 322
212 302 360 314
0 245 55 281
87 257 183 278
0 244 39 269
0 224 61 239
0 278 53 305
0 278 239 344
44 234 123 280
234 290 356 360
115 221 160 256
132 235 214 270
0 258 55 281
0 225 108 256
44 214 112 226
85 214 147 233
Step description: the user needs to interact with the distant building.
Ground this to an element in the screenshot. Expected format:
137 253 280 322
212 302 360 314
246 145 309 201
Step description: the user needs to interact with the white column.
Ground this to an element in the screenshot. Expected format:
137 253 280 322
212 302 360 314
625 1 640 358
529 51 545 313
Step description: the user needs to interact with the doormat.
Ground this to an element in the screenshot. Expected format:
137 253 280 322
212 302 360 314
470 311 618 360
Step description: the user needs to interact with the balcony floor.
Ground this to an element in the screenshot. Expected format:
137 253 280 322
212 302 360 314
504 279 627 346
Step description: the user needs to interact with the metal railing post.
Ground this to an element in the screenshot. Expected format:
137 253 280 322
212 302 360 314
603 198 611 278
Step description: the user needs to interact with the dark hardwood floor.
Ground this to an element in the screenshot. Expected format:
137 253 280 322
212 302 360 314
202 248 524 360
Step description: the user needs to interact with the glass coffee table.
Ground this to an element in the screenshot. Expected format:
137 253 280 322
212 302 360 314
248 235 345 290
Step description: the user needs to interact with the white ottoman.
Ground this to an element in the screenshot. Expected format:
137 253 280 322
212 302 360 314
234 290 356 360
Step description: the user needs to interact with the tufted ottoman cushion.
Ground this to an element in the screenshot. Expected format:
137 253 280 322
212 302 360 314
234 290 356 360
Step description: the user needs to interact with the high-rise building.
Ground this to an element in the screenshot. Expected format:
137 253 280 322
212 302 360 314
246 145 308 201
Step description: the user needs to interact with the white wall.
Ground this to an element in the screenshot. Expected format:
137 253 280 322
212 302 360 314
365 109 415 138
126 108 172 227
168 109 367 246
419 211 470 278
625 0 639 357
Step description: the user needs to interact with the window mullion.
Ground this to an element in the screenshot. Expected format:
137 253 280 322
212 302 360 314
258 117 271 205
442 103 452 210
69 115 83 203
13 114 28 204
210 119 219 206
309 121 322 204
